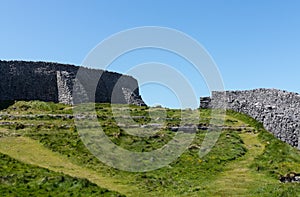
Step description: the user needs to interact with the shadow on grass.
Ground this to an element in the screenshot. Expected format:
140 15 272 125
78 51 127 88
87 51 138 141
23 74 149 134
0 100 15 110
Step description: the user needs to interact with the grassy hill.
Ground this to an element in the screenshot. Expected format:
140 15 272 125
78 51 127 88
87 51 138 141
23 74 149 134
0 101 299 196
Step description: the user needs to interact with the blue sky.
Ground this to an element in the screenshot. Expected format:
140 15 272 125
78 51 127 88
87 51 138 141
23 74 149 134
1 1 300 108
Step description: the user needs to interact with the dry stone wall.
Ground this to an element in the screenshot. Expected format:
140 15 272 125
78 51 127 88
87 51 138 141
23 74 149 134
0 60 145 106
200 88 300 150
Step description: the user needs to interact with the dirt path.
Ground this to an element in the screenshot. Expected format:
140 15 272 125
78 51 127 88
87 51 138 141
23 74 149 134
0 136 140 196
204 132 277 196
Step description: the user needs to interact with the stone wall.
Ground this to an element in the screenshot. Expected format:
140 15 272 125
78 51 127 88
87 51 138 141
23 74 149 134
0 60 146 106
200 88 300 150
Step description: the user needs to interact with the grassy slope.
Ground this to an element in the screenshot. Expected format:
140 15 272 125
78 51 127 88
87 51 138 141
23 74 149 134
0 152 123 197
0 149 122 197
227 111 300 196
0 101 300 196
202 132 275 196
0 137 138 196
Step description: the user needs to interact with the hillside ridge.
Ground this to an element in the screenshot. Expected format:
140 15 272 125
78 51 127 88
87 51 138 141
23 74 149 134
0 101 299 196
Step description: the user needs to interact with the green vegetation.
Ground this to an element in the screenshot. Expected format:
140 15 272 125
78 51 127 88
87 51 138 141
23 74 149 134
227 110 300 177
6 100 73 114
0 101 300 196
0 152 123 197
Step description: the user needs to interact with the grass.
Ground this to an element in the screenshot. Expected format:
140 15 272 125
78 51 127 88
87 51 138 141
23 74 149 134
0 101 300 196
0 151 123 197
201 132 273 196
227 110 300 177
0 137 137 196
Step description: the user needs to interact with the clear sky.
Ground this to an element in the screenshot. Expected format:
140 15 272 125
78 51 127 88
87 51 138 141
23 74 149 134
1 0 300 108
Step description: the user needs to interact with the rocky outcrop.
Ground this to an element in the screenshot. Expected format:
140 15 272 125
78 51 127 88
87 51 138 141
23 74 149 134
0 60 146 106
280 172 300 183
200 88 300 150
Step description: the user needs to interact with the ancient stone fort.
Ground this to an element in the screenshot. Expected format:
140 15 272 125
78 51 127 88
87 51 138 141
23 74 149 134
201 89 300 150
1 60 299 150
0 60 145 106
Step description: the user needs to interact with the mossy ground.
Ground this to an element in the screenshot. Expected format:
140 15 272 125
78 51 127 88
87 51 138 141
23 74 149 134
0 101 299 196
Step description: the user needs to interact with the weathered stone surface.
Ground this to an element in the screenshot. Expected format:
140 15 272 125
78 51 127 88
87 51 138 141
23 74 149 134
200 88 300 150
0 60 146 106
280 172 300 183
